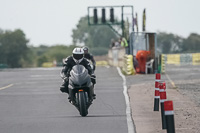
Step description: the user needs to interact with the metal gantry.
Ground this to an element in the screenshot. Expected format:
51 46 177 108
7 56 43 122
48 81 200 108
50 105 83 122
87 5 134 37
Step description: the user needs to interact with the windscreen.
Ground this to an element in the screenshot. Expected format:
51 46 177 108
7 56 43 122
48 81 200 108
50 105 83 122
72 65 86 75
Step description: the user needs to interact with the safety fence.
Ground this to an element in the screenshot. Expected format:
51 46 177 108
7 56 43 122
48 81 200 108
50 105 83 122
160 53 200 73
162 53 200 65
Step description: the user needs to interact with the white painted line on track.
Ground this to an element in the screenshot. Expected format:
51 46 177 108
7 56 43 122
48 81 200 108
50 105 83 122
0 84 13 90
117 67 135 133
166 74 176 88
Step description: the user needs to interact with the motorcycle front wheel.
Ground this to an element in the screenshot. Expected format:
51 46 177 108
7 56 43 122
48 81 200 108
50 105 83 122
78 91 88 117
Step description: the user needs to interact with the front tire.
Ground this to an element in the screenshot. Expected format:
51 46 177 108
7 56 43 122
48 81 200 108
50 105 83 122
78 91 88 117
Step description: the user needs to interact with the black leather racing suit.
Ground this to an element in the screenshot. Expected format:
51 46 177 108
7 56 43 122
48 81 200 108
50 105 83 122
84 53 96 71
60 56 95 93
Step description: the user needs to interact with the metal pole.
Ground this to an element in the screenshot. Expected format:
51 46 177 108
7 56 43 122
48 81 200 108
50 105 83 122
131 6 134 32
121 6 124 37
88 7 90 25
154 33 158 73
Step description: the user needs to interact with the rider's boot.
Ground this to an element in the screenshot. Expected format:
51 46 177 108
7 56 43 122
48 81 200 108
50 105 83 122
69 88 74 103
60 81 69 93
90 85 96 99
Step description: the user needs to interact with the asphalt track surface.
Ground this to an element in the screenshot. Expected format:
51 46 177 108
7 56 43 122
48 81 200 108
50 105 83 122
0 66 128 133
125 64 200 107
164 64 200 106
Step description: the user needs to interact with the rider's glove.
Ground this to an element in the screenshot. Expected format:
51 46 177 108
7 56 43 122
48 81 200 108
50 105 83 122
91 74 96 84
63 77 69 82
93 65 96 71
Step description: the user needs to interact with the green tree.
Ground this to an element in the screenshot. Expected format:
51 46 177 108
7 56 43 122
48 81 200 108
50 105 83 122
182 33 200 53
72 16 119 55
44 45 75 62
29 44 76 67
0 29 29 68
37 55 48 67
157 32 183 54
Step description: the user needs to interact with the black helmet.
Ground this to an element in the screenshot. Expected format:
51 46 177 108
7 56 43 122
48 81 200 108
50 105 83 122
83 46 89 54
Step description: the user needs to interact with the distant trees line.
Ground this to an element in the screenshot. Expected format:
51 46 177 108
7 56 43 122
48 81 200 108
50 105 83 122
0 29 77 68
157 32 200 54
0 16 200 68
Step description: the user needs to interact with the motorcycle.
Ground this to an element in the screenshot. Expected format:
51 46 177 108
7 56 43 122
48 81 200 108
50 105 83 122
68 64 95 117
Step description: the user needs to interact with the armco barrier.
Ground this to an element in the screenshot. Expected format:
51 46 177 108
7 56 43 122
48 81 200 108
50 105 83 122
122 55 135 75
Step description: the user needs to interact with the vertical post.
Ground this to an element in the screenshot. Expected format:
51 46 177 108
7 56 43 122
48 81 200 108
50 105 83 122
160 87 167 130
88 7 90 25
154 33 158 72
163 82 166 90
129 32 134 55
164 101 176 133
121 6 124 37
154 73 161 111
131 6 134 32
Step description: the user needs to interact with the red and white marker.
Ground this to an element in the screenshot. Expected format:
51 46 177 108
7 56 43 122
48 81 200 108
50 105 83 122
163 82 166 90
164 101 175 133
154 73 161 111
160 90 167 129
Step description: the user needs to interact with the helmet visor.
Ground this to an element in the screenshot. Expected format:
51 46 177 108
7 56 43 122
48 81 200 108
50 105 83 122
73 54 83 60
83 47 88 53
83 50 88 54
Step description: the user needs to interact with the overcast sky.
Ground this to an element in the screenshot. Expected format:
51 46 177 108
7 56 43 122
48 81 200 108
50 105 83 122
0 0 199 46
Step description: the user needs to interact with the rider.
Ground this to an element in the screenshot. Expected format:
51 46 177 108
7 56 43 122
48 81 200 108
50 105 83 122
60 47 96 99
82 46 96 71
